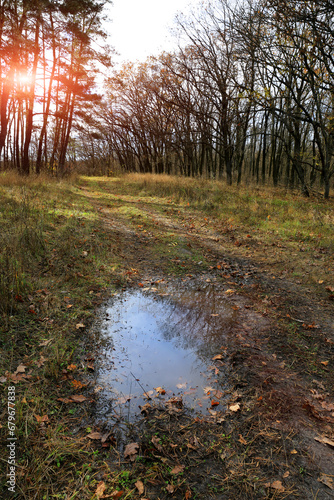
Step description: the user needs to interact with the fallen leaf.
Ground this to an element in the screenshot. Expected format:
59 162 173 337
170 465 185 474
36 356 48 368
166 484 174 493
290 449 298 454
110 491 124 499
212 354 223 361
95 481 106 498
155 386 166 395
69 394 87 403
325 286 334 293
211 400 219 407
22 397 27 404
321 401 334 411
318 474 334 490
14 364 27 375
140 403 152 415
314 436 334 448
76 323 85 329
204 386 214 394
208 408 218 417
224 289 235 295
238 434 247 445
283 471 289 478
124 442 139 461
135 480 144 495
67 364 77 371
72 379 86 390
265 480 285 492
321 361 329 366
176 382 187 389
57 397 72 404
185 489 192 499
39 339 52 347
151 435 163 452
229 403 240 412
86 432 102 440
35 414 49 423
0 376 7 383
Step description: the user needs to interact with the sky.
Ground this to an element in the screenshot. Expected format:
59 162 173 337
106 0 198 62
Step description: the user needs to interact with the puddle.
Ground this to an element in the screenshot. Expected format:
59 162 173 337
94 284 239 422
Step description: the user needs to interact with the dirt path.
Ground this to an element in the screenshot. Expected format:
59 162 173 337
84 187 334 499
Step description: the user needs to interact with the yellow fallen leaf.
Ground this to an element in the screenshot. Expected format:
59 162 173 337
76 323 85 329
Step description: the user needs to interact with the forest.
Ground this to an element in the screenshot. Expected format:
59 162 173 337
1 1 334 499
1 0 334 197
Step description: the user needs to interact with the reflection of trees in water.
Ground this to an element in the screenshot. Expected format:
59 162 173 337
139 286 238 363
103 287 239 365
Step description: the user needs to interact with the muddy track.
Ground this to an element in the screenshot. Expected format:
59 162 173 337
86 190 334 499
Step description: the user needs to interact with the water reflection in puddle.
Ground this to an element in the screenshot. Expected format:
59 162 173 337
95 285 239 421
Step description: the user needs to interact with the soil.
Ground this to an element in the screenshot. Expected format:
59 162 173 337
84 189 334 499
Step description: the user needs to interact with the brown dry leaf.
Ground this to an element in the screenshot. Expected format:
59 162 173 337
225 289 235 295
70 394 87 403
72 379 87 390
176 382 187 389
238 434 247 445
14 364 27 375
265 480 285 492
170 465 185 475
321 361 329 366
321 401 334 411
314 436 334 448
290 449 298 454
95 481 106 498
283 471 290 478
36 356 48 368
140 403 152 415
229 403 240 412
166 484 174 494
39 339 52 347
67 364 77 371
185 489 192 499
124 442 139 461
212 354 223 361
135 480 144 495
76 323 85 329
0 376 7 383
86 432 102 440
110 491 124 499
325 286 334 293
155 386 166 395
35 414 49 423
151 435 163 452
22 397 27 404
211 400 219 407
318 474 334 490
57 397 72 404
213 390 223 399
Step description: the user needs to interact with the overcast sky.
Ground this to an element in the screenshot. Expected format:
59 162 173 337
106 0 198 62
